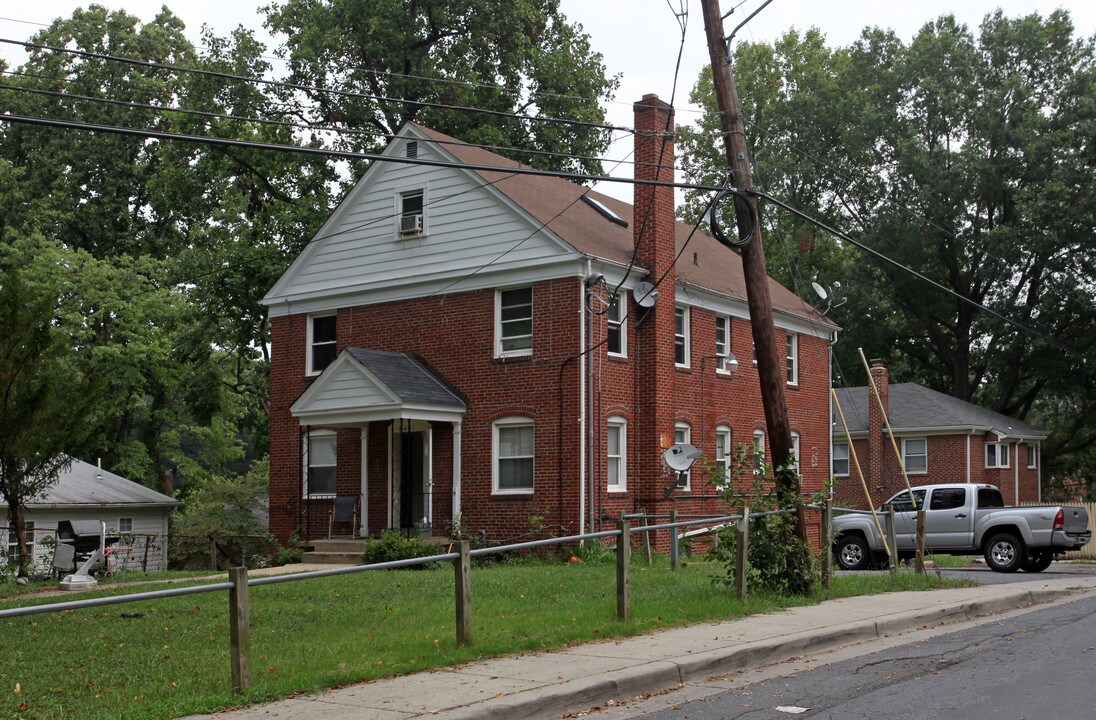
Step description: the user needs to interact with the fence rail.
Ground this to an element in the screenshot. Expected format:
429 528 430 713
0 506 823 694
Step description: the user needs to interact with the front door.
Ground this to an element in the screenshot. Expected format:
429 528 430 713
399 432 426 533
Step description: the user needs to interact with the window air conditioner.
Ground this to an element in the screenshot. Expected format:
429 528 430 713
399 214 423 236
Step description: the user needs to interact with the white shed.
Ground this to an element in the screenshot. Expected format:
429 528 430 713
2 458 180 574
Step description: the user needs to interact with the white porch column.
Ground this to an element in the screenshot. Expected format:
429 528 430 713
452 421 462 521
359 425 369 536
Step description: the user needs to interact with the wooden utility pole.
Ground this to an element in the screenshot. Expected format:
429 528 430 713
700 0 807 543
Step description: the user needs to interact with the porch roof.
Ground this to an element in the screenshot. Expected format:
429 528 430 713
291 348 467 426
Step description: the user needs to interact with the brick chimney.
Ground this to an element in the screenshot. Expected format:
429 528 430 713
866 359 889 501
632 94 677 503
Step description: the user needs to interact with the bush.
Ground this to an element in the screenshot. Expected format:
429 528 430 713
362 530 444 567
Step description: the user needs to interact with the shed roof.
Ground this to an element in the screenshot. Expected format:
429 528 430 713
1 458 180 509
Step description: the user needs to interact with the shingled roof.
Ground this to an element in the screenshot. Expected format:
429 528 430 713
2 458 180 509
833 383 1046 439
411 124 833 329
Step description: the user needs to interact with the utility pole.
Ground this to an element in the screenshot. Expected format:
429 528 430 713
700 0 807 543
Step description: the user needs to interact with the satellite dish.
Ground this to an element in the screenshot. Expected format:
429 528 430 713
663 443 702 472
633 281 660 308
811 281 828 301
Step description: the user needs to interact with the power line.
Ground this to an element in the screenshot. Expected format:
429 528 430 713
0 37 629 136
0 112 726 193
0 73 641 172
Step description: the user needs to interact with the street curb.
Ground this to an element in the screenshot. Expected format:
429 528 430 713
433 585 1086 719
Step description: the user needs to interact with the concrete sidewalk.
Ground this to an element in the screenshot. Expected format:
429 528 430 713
183 574 1096 720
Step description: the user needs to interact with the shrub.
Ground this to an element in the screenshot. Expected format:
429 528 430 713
362 530 444 567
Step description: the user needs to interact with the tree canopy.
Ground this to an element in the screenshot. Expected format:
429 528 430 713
681 10 1096 490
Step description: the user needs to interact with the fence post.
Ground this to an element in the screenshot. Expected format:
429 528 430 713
735 506 749 600
822 499 833 589
669 509 679 571
210 538 218 570
886 506 898 575
228 566 251 694
914 509 926 574
616 518 631 621
641 510 653 565
454 540 472 646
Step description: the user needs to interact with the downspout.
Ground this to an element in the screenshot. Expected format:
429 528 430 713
966 431 972 483
1013 440 1020 504
1037 442 1042 502
579 268 588 537
828 332 836 500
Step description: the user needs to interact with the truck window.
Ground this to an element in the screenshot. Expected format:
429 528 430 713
977 488 1005 508
929 488 966 510
886 489 925 512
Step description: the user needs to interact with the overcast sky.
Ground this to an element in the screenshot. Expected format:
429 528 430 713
2 1 1093 200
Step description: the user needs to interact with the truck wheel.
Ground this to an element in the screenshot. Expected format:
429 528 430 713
1021 551 1053 573
835 535 871 571
983 533 1024 573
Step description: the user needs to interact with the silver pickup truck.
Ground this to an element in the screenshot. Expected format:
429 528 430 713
832 483 1091 573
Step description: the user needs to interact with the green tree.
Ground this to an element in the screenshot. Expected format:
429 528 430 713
262 0 619 174
0 235 99 576
680 11 1096 479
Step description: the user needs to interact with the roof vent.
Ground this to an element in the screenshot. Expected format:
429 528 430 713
406 140 418 159
581 195 628 228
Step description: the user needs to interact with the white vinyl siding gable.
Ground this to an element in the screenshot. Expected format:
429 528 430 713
265 137 579 309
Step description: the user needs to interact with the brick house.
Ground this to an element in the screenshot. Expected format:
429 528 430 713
262 95 837 548
832 361 1046 508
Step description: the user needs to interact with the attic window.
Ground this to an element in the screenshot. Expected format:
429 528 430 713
582 195 628 227
406 141 418 159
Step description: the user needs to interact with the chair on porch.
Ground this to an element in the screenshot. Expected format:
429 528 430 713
328 496 359 538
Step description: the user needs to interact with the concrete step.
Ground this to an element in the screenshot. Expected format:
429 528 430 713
301 551 363 565
307 539 368 554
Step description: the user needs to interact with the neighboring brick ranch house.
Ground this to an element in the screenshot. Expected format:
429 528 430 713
262 95 837 548
832 361 1046 508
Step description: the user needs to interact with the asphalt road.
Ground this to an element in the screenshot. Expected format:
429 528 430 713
570 563 1096 720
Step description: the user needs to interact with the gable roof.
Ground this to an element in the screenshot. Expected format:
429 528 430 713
833 383 1046 440
291 348 467 425
264 123 834 334
1 458 180 510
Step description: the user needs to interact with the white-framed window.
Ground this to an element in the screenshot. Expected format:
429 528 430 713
397 189 425 237
986 441 1011 469
786 333 799 385
1027 443 1037 469
304 430 338 497
307 313 337 375
715 316 734 373
752 430 766 474
674 422 692 489
607 294 626 357
496 287 533 357
674 306 690 367
833 442 850 476
715 425 732 488
118 518 133 534
6 521 33 561
790 432 801 474
607 417 627 491
494 417 534 494
902 437 928 474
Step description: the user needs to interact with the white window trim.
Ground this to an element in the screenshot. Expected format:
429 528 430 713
1027 443 1037 469
790 432 801 474
118 518 133 534
395 187 427 237
786 333 799 385
493 416 534 495
607 417 627 492
833 442 850 476
303 429 338 498
902 437 928 474
985 441 1011 469
608 294 627 358
715 425 732 489
715 316 733 374
675 306 690 368
306 313 337 377
495 287 533 358
674 422 692 489
752 430 765 475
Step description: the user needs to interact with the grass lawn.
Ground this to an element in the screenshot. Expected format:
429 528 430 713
0 558 964 720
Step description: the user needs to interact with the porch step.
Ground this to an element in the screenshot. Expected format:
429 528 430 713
301 538 367 565
302 550 364 565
